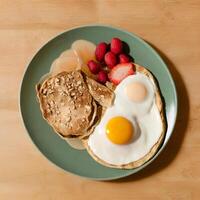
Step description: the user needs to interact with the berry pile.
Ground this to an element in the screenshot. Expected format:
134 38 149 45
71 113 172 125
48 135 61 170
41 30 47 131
87 38 135 85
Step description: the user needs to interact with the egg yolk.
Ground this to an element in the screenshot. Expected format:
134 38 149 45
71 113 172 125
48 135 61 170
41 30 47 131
106 116 134 145
126 82 147 102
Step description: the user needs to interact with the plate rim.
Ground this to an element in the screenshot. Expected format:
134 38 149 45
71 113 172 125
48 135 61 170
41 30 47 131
19 24 178 180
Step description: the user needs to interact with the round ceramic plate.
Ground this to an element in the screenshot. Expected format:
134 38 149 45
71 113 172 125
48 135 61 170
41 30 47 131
20 25 177 180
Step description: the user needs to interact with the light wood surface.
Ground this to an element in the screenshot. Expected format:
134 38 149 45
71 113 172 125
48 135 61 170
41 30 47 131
0 0 200 199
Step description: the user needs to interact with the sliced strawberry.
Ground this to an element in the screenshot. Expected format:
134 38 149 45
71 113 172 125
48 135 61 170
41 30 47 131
108 63 135 85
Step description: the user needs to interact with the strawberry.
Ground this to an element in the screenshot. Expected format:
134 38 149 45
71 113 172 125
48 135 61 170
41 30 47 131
87 60 101 74
95 42 108 62
119 54 130 64
104 51 117 68
108 63 135 85
97 70 108 84
111 38 123 54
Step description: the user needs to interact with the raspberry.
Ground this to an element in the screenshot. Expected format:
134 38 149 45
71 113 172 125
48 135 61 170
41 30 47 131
119 54 130 64
87 60 101 74
104 51 117 69
111 38 123 54
95 42 108 62
97 70 108 84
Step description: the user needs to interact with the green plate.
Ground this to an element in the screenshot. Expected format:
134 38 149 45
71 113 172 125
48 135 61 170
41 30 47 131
20 25 177 180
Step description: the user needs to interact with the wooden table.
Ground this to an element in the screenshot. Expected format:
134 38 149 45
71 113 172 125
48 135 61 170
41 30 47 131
0 0 199 199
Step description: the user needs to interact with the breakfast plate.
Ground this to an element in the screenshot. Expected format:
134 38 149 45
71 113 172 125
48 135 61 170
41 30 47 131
20 25 177 180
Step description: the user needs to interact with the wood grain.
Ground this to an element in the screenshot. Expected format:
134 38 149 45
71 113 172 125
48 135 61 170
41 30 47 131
0 0 200 199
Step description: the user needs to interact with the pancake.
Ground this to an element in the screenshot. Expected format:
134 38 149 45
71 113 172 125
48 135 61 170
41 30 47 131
85 76 115 107
36 70 97 138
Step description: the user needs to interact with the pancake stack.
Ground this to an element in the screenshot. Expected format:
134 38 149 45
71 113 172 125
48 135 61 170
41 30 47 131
36 70 114 139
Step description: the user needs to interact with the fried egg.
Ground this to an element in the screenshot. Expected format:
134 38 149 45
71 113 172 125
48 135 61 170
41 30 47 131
87 71 164 166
